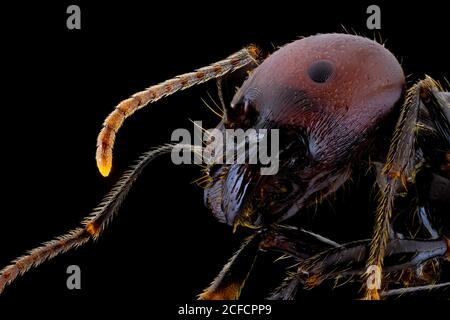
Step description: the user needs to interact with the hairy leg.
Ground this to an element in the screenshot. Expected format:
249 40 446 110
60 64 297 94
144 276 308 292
96 46 261 177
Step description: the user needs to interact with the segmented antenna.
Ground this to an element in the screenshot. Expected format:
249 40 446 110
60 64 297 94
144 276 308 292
96 45 260 177
0 144 201 293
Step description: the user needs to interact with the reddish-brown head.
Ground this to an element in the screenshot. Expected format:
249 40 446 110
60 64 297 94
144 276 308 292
206 33 405 226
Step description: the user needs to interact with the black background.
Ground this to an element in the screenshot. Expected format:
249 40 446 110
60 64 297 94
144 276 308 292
0 0 449 315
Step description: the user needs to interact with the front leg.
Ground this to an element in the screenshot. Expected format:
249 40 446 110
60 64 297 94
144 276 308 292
366 83 421 299
198 232 262 300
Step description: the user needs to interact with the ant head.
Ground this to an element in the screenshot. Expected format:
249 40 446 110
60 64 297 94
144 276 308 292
207 33 405 226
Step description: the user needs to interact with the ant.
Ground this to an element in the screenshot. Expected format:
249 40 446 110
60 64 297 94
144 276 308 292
1 33 449 299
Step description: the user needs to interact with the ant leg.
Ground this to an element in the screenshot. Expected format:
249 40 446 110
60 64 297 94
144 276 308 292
365 77 450 299
271 236 449 300
365 82 422 299
414 79 450 283
418 206 439 239
266 227 339 300
382 281 450 298
419 77 450 146
199 226 338 300
373 162 405 240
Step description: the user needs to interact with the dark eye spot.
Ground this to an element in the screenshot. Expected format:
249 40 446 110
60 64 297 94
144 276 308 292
307 60 335 83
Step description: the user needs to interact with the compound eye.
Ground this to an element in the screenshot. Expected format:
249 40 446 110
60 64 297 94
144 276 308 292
307 60 335 84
